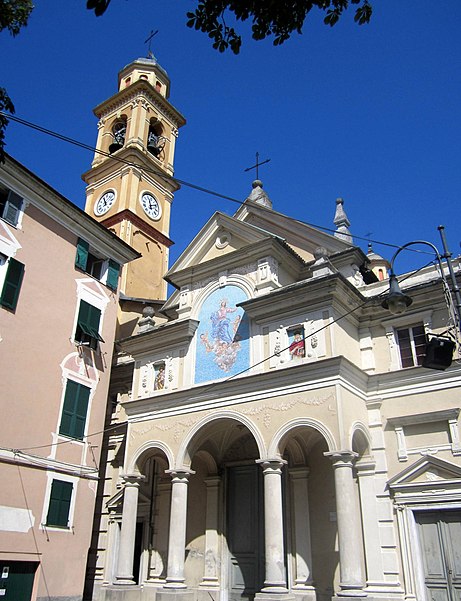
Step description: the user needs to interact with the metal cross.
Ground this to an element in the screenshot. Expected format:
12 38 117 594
144 29 159 58
244 152 271 179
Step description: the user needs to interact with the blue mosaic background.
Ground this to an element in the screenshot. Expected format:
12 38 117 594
195 285 250 384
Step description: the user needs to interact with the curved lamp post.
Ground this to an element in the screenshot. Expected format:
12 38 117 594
380 227 461 369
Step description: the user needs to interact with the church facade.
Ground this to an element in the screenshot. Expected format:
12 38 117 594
80 57 461 601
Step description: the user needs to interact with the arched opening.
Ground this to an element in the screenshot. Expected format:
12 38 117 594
109 117 127 154
183 417 265 601
108 447 171 587
147 119 166 158
277 425 337 600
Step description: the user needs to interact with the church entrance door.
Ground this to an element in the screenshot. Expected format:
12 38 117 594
415 510 461 601
227 464 265 601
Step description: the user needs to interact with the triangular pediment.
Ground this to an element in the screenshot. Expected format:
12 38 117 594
234 202 354 262
166 211 281 279
388 456 461 490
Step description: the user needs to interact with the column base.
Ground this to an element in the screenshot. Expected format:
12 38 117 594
156 589 195 601
197 588 220 601
102 584 143 601
255 592 295 601
332 591 367 600
293 586 317 601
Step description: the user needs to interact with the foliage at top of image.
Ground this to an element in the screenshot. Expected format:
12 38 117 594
87 0 373 54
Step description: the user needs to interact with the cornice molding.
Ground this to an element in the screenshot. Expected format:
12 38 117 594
93 79 186 128
119 318 200 356
101 209 173 248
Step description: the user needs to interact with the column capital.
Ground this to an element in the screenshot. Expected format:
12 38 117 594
121 473 145 487
256 458 287 475
289 466 310 480
166 468 195 484
355 459 376 476
324 450 358 468
204 475 221 487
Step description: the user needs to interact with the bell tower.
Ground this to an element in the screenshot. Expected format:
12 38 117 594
82 56 186 304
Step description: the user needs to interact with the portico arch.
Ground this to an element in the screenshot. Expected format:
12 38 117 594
177 409 266 468
128 439 175 473
268 417 337 458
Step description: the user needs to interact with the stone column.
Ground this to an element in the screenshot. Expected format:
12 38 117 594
164 469 194 589
200 476 221 588
289 468 315 595
325 452 365 597
115 474 144 585
257 459 289 594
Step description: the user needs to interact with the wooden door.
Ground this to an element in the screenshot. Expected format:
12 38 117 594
227 465 265 601
415 511 461 601
0 561 37 601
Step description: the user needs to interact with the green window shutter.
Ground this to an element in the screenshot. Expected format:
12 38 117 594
46 480 73 528
75 300 104 348
75 238 89 271
0 258 25 310
106 259 120 291
59 380 90 439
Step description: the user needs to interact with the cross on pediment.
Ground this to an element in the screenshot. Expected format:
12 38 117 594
244 152 271 180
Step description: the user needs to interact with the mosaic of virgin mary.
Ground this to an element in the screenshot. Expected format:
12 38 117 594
195 285 249 384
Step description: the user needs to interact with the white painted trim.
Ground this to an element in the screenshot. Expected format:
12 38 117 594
40 471 80 532
128 440 175 473
268 417 337 456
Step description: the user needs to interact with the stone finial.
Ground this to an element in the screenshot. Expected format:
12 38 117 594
311 246 334 278
333 197 353 244
137 305 156 333
245 180 273 209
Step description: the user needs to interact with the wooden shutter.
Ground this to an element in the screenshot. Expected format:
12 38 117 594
46 480 73 527
0 258 25 310
106 259 120 291
75 238 89 270
59 380 90 439
75 300 104 348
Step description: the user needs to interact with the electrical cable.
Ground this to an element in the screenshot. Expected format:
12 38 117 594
1 111 437 257
3 114 457 453
12 256 451 454
16 464 52 601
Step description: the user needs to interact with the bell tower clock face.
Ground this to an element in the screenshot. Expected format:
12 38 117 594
140 192 162 220
94 190 115 216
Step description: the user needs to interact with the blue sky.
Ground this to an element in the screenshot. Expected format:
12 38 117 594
1 0 460 273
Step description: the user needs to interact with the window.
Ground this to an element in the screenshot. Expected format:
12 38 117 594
75 238 120 291
0 187 23 227
46 479 73 528
59 380 90 440
74 300 104 349
0 257 24 311
396 324 426 368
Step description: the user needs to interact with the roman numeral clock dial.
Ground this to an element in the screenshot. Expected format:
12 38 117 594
140 192 161 220
94 190 115 216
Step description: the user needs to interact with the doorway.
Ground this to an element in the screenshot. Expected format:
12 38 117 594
0 561 37 601
226 465 265 601
415 510 461 601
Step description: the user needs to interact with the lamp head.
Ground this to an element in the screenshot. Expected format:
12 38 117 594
381 274 413 315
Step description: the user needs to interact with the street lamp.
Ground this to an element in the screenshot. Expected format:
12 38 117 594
381 226 461 369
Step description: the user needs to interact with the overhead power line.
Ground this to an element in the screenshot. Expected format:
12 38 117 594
1 111 436 257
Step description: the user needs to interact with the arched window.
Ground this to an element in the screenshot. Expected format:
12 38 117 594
109 119 127 154
147 119 165 158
